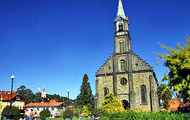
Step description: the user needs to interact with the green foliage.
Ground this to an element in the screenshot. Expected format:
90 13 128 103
17 85 35 104
40 109 51 120
157 84 173 109
100 111 190 120
76 74 94 109
100 93 125 113
63 110 73 120
73 107 80 117
1 106 20 120
91 109 102 117
157 35 190 103
34 92 42 103
82 105 90 117
16 85 73 104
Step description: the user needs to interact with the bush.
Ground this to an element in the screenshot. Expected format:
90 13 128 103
82 105 90 117
63 110 73 120
101 93 125 114
1 106 20 120
73 107 80 117
91 109 102 117
40 109 51 120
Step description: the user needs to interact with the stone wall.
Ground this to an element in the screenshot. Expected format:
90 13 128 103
96 75 113 108
133 72 151 111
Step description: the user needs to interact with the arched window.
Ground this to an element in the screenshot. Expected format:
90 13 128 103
120 60 126 72
118 23 123 31
141 85 147 104
120 78 127 85
120 41 124 53
104 87 109 96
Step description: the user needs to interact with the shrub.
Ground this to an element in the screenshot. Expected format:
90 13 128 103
100 93 125 114
40 109 51 120
82 105 90 117
1 106 20 120
91 109 102 117
63 110 73 120
73 107 80 117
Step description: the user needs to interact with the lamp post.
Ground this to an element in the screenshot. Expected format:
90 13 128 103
66 90 70 120
8 92 10 105
67 90 70 107
6 75 14 120
95 96 97 109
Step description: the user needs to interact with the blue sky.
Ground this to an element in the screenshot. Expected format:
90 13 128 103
0 0 190 99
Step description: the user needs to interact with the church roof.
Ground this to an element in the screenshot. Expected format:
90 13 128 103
42 88 46 93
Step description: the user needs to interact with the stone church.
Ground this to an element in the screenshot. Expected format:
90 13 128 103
95 0 160 111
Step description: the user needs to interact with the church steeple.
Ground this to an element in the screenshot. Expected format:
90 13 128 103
116 0 127 20
114 0 131 53
114 0 129 36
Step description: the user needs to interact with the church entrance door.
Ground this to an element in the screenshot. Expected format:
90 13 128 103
122 100 129 110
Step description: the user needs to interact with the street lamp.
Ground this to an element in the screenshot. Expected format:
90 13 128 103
95 96 98 109
67 90 70 107
8 92 10 104
66 90 70 120
6 75 14 120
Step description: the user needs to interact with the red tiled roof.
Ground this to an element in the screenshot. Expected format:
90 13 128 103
179 103 189 108
0 91 24 101
65 106 74 110
168 98 181 111
25 99 63 107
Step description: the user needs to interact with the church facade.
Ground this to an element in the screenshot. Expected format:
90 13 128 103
95 0 160 111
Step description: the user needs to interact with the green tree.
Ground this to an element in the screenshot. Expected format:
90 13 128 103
17 85 35 104
157 36 190 103
101 93 124 113
34 92 42 103
76 74 94 109
1 106 20 120
40 109 51 120
157 84 173 109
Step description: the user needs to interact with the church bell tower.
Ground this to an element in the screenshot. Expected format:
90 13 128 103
95 0 160 112
114 0 131 53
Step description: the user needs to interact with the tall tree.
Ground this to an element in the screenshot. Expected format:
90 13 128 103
34 92 42 103
76 74 94 109
17 85 35 104
157 84 173 109
157 36 190 103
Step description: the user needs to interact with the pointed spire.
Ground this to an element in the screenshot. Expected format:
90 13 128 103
116 0 127 19
42 88 46 93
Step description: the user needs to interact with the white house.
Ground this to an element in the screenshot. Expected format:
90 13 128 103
25 99 64 118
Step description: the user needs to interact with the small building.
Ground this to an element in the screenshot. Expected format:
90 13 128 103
0 91 25 111
168 98 181 111
25 99 64 118
41 88 46 98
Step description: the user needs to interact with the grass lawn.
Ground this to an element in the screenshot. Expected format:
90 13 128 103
50 117 92 120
